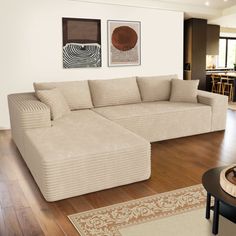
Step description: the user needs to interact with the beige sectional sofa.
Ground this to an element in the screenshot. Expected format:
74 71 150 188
8 75 228 201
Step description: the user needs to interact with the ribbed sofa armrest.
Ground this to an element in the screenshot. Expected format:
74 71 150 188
197 90 228 131
8 93 51 154
8 93 51 129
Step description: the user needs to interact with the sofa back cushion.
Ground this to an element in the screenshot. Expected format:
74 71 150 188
137 74 178 102
89 77 141 107
170 79 199 103
34 80 93 110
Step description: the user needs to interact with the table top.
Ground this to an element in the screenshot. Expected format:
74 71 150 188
202 167 236 207
210 72 236 78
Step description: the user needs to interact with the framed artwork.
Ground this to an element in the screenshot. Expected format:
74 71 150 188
107 20 141 67
62 18 101 68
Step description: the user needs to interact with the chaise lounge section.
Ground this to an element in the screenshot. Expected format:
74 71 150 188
8 75 228 201
23 109 151 201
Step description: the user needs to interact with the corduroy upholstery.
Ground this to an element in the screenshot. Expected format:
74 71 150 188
8 77 228 202
8 93 51 155
197 90 228 131
34 80 93 110
137 74 177 102
37 88 71 120
93 101 212 142
170 79 199 103
89 77 141 107
23 110 150 201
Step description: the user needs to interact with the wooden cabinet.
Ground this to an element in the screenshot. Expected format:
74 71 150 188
207 24 220 55
184 18 207 90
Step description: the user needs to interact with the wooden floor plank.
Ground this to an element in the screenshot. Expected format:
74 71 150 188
121 182 156 199
0 207 7 236
2 207 23 236
16 207 45 236
49 202 80 236
19 180 65 236
0 182 13 208
67 196 94 213
85 187 133 209
8 180 29 210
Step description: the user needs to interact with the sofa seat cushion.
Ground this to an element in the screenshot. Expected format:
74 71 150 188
23 110 150 201
93 101 212 142
34 80 93 110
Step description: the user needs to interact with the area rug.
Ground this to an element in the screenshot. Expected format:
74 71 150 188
68 185 236 236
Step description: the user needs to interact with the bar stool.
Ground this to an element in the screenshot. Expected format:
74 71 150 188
211 75 222 94
221 76 234 101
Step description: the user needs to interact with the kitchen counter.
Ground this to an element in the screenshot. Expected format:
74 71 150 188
206 67 233 71
207 72 236 77
206 70 235 75
206 72 236 101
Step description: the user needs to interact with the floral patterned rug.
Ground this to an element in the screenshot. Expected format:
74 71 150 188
68 185 208 236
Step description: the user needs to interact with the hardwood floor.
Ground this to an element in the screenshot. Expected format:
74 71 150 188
0 110 236 235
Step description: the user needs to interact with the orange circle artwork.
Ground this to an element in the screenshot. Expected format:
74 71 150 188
112 26 138 51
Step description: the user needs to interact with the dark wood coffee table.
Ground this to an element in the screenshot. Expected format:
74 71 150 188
202 167 236 235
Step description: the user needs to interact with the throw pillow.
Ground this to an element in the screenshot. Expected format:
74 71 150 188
170 79 199 103
37 88 71 120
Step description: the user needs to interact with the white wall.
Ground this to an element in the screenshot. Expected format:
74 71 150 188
220 32 236 37
210 5 236 29
209 13 236 29
0 0 183 129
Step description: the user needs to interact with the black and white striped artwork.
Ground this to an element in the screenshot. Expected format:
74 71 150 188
63 43 101 68
62 18 101 69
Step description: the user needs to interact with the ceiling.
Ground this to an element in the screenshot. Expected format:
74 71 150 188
75 0 236 27
158 0 235 10
161 0 236 28
155 0 236 28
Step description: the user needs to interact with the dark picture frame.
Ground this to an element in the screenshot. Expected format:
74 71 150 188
62 18 101 68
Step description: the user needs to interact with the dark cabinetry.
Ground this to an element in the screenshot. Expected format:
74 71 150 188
184 18 207 90
207 24 220 55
